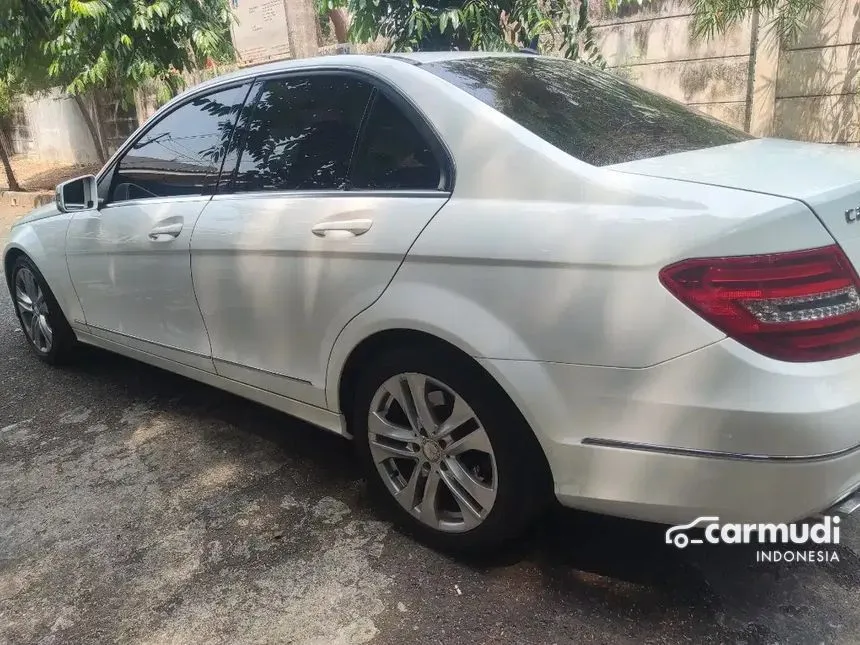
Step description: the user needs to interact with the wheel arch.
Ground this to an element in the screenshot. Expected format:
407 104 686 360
3 219 84 328
3 245 27 293
334 325 555 504
335 328 468 423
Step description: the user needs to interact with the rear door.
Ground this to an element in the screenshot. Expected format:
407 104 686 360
190 72 452 406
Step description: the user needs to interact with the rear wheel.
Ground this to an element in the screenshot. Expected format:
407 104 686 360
11 256 76 364
352 346 551 552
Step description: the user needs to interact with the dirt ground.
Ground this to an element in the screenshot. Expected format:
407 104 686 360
0 204 30 241
1 154 100 191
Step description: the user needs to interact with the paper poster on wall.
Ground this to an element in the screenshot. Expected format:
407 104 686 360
230 0 292 66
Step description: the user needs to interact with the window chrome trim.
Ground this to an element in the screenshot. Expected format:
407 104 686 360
210 189 451 201
98 194 214 210
581 437 860 463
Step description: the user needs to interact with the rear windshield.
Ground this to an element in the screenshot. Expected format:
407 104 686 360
421 56 753 166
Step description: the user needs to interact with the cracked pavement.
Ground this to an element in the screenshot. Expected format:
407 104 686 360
1 264 859 644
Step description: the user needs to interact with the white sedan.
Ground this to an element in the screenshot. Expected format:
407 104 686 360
5 51 860 551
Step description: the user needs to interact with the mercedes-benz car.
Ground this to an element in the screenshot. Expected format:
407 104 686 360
5 51 860 551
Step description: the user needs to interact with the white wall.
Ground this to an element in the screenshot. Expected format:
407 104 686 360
14 90 100 164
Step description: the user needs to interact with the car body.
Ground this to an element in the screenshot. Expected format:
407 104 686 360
6 51 860 549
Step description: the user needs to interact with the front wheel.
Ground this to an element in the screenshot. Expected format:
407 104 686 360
10 256 76 364
352 346 551 553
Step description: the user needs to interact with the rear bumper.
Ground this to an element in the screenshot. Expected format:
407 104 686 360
552 441 860 525
478 339 860 525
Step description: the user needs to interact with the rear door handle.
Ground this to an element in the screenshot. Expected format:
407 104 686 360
311 218 373 238
148 222 183 241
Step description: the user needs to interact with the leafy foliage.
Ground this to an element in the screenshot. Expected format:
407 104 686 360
341 1 603 65
689 0 822 43
0 0 236 102
319 0 821 62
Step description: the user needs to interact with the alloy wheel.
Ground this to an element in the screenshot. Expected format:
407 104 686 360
367 372 497 533
14 267 53 353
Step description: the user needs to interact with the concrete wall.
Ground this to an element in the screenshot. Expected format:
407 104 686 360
592 0 860 144
8 90 100 164
592 0 755 130
774 0 860 144
7 89 138 164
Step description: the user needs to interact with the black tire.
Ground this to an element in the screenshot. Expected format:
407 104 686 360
10 255 77 364
352 344 552 553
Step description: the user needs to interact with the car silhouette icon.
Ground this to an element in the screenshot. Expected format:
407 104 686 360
665 516 721 548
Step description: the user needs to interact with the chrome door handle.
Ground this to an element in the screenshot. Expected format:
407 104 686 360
148 222 183 241
311 218 373 237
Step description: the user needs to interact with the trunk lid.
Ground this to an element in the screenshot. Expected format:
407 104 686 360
609 138 860 266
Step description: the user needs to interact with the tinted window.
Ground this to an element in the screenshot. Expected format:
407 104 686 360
423 57 752 167
351 93 443 190
110 84 250 202
229 75 372 192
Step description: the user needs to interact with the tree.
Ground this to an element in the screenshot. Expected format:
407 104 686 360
0 0 236 164
323 0 821 62
0 76 22 191
344 1 602 64
317 0 350 44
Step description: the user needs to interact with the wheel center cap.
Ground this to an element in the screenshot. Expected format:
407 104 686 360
422 440 443 462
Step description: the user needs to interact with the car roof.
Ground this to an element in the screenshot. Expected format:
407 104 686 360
188 50 540 94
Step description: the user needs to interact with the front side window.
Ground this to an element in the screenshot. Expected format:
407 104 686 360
350 92 443 191
110 83 251 202
422 57 752 167
229 75 373 193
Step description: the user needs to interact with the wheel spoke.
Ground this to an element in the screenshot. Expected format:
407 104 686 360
435 395 477 439
38 315 53 347
381 377 420 435
394 464 422 510
29 313 41 343
22 270 37 301
15 288 34 313
368 412 418 463
404 374 437 435
446 426 492 456
32 288 45 310
418 466 442 528
369 437 418 462
368 411 416 443
441 456 495 517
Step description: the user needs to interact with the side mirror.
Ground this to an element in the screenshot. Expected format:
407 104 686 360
55 175 98 213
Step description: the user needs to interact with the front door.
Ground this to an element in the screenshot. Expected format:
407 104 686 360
190 74 452 406
65 82 252 371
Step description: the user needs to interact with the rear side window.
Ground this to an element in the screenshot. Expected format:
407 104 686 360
422 57 752 166
110 83 251 202
229 75 372 192
350 93 443 190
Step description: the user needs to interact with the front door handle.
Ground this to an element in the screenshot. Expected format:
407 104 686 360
148 222 183 241
311 218 373 238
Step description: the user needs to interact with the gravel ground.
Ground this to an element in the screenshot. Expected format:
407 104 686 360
1 252 859 644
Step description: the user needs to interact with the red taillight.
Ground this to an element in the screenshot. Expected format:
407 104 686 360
659 245 860 362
